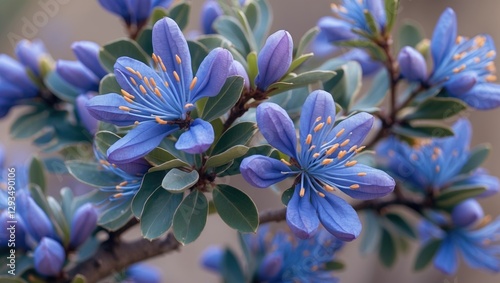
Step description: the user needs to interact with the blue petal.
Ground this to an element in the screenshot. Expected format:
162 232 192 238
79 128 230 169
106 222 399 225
453 169 499 197
201 0 223 34
56 60 99 91
311 31 339 57
86 93 144 126
398 46 427 82
153 17 193 95
312 192 361 241
76 93 98 135
0 54 38 94
107 121 177 164
240 155 290 188
255 30 293 90
458 238 500 272
329 112 374 149
115 158 151 176
341 49 382 76
434 237 459 275
15 39 49 76
34 237 65 277
256 102 297 158
431 8 457 67
126 263 162 283
458 83 500 110
321 164 394 200
175 118 214 154
366 0 386 27
229 60 250 90
417 220 445 243
98 0 130 20
190 48 233 102
445 71 477 96
317 16 357 42
451 199 484 228
72 41 108 78
18 192 55 242
286 185 319 239
299 90 336 142
258 253 283 280
125 0 152 23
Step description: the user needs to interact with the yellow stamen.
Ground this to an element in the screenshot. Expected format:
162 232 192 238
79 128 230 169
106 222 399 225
357 172 367 176
164 81 169 88
134 121 139 125
175 54 182 64
350 184 360 190
486 62 496 72
315 116 322 123
154 88 162 98
474 57 481 63
313 153 320 158
317 192 325 198
299 188 305 197
150 77 157 88
324 184 335 192
355 146 366 153
121 89 135 99
453 52 466 61
281 159 291 166
139 85 147 94
345 160 357 167
314 122 324 132
144 77 152 90
337 150 347 159
119 181 128 186
326 116 332 124
136 71 143 80
159 57 167 72
125 67 136 75
474 36 486 47
348 145 358 153
322 158 334 165
173 71 180 82
486 50 496 58
306 134 312 145
124 96 134 103
340 139 350 147
456 36 464 44
190 77 198 90
453 64 466 73
113 193 123 198
99 160 110 166
184 103 194 109
119 106 131 111
486 75 497 82
155 116 168 125
115 185 122 190
130 77 137 86
336 128 345 138
152 53 159 65
308 145 316 151
327 143 339 155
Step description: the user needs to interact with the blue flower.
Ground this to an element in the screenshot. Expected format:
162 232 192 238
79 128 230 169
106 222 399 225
428 8 500 109
419 203 500 274
240 90 395 240
316 0 386 44
87 18 233 164
98 0 173 25
201 0 223 34
33 237 66 277
202 226 344 283
69 203 98 248
124 263 162 283
377 119 499 194
398 46 427 82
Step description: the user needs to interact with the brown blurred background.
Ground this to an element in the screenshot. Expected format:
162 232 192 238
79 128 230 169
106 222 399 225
1 0 500 282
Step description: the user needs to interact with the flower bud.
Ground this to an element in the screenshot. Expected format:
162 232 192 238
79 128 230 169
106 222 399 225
317 16 357 43
201 0 223 34
451 199 484 228
444 71 477 95
56 60 100 92
72 41 108 78
0 54 38 96
70 203 98 248
200 246 224 273
258 253 283 280
255 30 293 91
76 93 99 135
366 0 386 28
15 39 51 77
34 237 65 277
126 263 162 283
18 192 54 242
229 60 250 90
398 46 428 81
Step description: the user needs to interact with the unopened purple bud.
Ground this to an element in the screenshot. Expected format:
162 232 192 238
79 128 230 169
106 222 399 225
72 41 108 78
34 237 65 276
18 192 54 242
366 0 386 27
451 199 484 228
229 60 250 90
70 203 98 248
258 253 283 280
126 263 162 283
76 93 99 135
444 71 477 95
56 60 100 92
200 246 224 273
201 0 223 34
15 39 50 77
0 54 38 95
398 46 428 81
255 30 293 91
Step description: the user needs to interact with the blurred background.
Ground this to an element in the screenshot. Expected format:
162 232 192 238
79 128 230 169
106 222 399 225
1 0 500 282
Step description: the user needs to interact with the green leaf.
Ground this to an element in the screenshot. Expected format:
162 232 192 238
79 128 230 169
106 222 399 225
221 249 245 283
99 39 150 73
150 7 168 25
212 122 256 155
71 274 88 283
149 159 190 172
61 187 74 222
99 74 120 95
436 185 487 208
10 106 49 139
252 0 272 47
188 40 209 74
351 69 388 111
213 184 258 232
414 239 442 271
162 168 199 193
145 146 178 166
200 76 244 122
393 124 454 138
136 28 153 55
384 0 399 34
281 187 294 206
459 144 490 174
94 131 121 156
173 190 208 244
378 228 397 267
169 3 190 30
205 145 249 168
403 97 467 121
320 60 362 109
385 213 416 239
100 207 134 231
324 261 345 271
218 144 278 177
140 189 183 239
213 16 252 56
247 51 258 89
296 27 319 57
360 210 382 254
98 200 131 226
48 196 70 244
364 9 379 35
44 71 81 102
398 20 424 49
268 70 336 96
244 1 258 30
132 171 165 217
29 157 46 193
66 160 123 187
287 53 314 74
